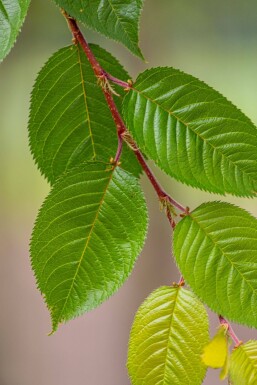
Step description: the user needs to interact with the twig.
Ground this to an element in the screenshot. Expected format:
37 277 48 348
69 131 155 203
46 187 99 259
63 11 187 218
219 315 242 347
103 71 131 89
63 11 245 351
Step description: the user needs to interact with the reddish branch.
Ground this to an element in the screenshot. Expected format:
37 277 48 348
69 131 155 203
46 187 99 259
219 315 242 347
63 10 244 350
63 11 187 217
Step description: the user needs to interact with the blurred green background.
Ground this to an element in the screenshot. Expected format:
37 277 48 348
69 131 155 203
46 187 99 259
1 0 257 384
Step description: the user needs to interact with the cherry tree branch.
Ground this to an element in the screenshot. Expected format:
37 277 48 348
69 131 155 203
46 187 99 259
63 10 244 350
63 11 187 217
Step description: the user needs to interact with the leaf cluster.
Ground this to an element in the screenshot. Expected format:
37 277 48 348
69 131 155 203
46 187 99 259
2 1 257 384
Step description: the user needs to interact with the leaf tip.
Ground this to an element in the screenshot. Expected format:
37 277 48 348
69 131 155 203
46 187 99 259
49 318 59 336
133 46 145 61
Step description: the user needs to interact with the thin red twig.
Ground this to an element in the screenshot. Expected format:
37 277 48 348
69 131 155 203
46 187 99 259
103 71 131 89
63 11 245 350
114 134 123 163
178 276 185 286
219 315 242 347
63 11 187 220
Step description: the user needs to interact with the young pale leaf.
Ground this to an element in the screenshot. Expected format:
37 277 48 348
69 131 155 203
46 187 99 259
29 44 141 184
123 67 257 197
229 340 257 385
173 201 257 328
128 286 209 385
0 0 30 61
202 326 228 369
30 162 148 332
202 325 230 380
53 0 144 59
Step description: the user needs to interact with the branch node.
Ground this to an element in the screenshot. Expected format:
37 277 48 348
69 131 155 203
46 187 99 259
179 206 190 217
110 157 122 168
121 131 138 151
178 276 185 286
124 79 133 91
72 37 78 45
234 340 243 349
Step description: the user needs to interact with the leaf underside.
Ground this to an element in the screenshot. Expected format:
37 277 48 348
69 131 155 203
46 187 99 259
229 340 257 385
29 44 141 184
128 286 209 385
123 67 257 197
0 0 30 61
30 162 148 332
53 0 144 59
173 201 257 328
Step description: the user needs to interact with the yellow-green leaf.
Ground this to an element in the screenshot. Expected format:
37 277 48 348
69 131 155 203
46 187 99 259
128 286 209 385
229 340 257 385
202 326 228 368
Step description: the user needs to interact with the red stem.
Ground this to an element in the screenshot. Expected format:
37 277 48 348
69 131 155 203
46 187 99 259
64 12 103 77
103 71 131 89
219 315 242 347
114 134 123 163
63 12 187 215
133 148 187 213
63 11 244 351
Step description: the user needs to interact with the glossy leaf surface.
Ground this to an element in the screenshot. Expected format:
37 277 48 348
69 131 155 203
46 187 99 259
30 163 148 332
0 0 30 60
123 67 257 196
29 44 141 184
173 201 257 327
128 286 209 385
53 0 144 58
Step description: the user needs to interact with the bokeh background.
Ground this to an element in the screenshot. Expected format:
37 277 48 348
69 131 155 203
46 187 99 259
1 0 257 384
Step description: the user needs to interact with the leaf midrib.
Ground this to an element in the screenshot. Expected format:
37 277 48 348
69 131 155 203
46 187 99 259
104 0 135 46
76 45 96 158
162 287 179 385
132 87 257 189
52 167 115 329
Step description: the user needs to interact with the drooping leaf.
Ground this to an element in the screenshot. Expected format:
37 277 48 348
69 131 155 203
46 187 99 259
123 67 257 197
0 0 30 61
229 340 257 385
30 162 148 332
202 325 230 380
127 286 209 385
29 44 141 184
202 326 228 369
173 201 257 328
53 0 144 59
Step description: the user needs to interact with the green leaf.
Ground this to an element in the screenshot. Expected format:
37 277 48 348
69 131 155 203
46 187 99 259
53 0 144 59
29 44 141 184
229 340 257 385
30 162 148 332
127 286 209 385
123 67 257 197
0 0 30 61
173 201 257 328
